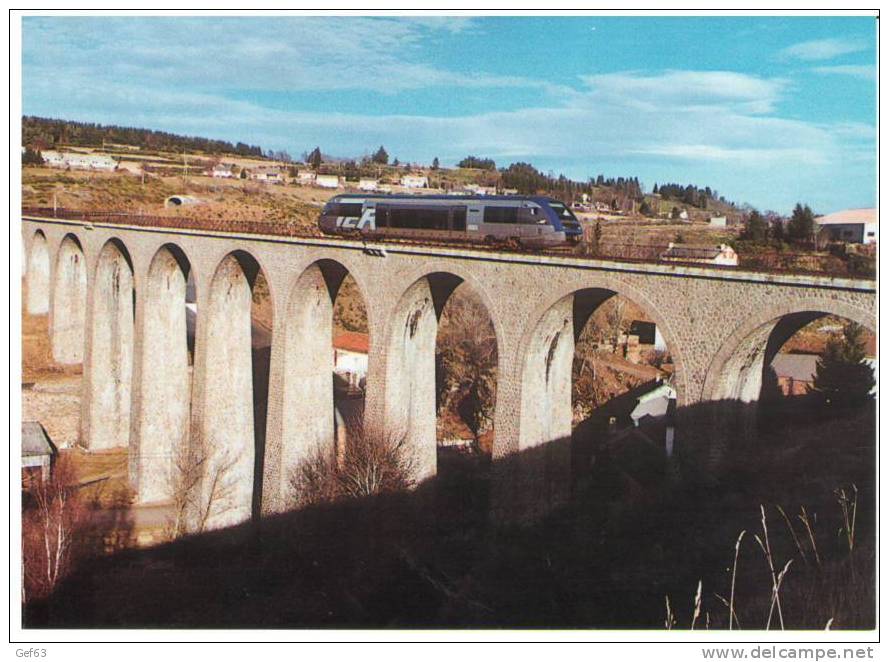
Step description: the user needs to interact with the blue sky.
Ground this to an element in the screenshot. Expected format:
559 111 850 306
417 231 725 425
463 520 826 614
22 15 877 213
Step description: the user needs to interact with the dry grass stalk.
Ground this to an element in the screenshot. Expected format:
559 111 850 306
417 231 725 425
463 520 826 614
664 595 676 630
690 580 703 630
836 485 858 556
798 506 822 569
754 505 789 630
729 529 745 630
776 505 807 565
836 484 858 580
825 617 834 630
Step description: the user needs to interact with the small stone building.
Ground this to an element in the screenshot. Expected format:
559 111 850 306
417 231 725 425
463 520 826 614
22 421 57 483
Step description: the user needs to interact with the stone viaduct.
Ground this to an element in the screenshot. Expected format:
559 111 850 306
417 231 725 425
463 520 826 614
22 214 877 529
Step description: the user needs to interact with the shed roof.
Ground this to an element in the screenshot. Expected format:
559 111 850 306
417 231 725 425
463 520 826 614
22 422 56 458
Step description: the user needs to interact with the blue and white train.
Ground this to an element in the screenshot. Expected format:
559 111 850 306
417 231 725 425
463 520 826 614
318 194 583 247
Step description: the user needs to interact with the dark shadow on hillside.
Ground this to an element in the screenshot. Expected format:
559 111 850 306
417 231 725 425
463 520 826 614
24 398 875 629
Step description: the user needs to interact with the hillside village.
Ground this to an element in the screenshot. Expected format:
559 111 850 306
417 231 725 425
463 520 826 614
22 117 749 244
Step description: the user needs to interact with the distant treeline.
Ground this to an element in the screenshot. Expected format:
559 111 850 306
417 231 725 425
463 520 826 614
499 162 644 201
22 116 264 157
653 182 729 209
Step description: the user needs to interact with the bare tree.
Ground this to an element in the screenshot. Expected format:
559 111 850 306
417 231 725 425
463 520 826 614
22 456 85 602
436 288 498 448
165 436 241 539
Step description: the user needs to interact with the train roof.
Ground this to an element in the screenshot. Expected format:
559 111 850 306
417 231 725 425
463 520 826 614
328 193 563 205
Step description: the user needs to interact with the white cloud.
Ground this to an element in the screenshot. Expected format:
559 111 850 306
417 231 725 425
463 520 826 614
23 16 534 94
629 143 827 166
580 70 786 113
780 37 868 61
811 64 876 80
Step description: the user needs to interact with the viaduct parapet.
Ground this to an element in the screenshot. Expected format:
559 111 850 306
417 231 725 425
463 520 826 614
22 215 876 529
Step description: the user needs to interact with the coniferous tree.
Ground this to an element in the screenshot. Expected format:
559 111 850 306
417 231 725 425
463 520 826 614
787 203 816 242
22 147 44 165
431 157 440 170
372 146 389 165
741 210 769 243
770 215 786 243
810 323 875 406
308 147 322 171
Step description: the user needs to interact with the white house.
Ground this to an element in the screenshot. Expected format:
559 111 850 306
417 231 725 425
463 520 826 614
709 215 727 228
660 243 739 266
41 151 116 171
210 163 236 178
401 174 428 188
815 208 877 244
315 174 341 189
333 332 369 390
248 167 285 184
463 184 497 196
296 171 316 185
40 150 66 167
628 381 677 456
65 152 117 171
358 178 379 191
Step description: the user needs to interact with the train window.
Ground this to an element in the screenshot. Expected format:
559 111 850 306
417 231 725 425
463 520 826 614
451 207 467 231
330 203 363 217
386 206 450 230
388 207 418 229
484 206 518 224
428 208 451 231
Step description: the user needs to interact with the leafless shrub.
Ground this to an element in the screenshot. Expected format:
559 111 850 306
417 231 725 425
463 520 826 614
290 423 415 508
22 456 85 603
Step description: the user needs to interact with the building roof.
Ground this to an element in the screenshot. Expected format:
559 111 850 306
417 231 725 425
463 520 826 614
334 331 369 354
816 208 876 226
22 422 56 458
661 245 722 259
630 382 676 424
771 353 819 382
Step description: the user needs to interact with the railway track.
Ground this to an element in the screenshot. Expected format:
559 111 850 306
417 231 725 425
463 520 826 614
21 207 873 280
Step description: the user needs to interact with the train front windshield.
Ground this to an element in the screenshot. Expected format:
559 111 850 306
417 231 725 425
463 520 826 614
548 201 579 223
